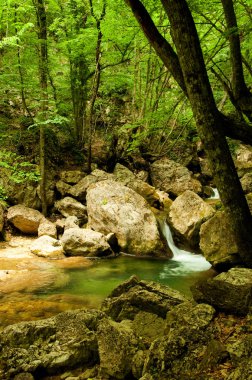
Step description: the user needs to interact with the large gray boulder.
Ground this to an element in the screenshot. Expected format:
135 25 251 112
68 169 114 203
191 267 252 315
114 163 161 208
55 196 87 222
150 158 202 197
0 309 103 379
59 170 85 184
101 276 188 321
169 190 215 247
142 301 216 379
199 211 241 268
61 227 113 257
7 205 44 234
97 318 138 379
86 180 168 257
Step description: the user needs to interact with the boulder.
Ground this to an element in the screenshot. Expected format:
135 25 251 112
114 163 162 208
132 311 165 346
235 144 252 177
38 218 57 238
245 193 252 213
199 211 241 268
136 170 149 182
240 172 252 194
86 180 168 257
150 158 202 197
59 170 85 184
55 180 72 197
199 157 212 178
226 335 252 367
156 190 173 213
61 227 113 257
0 168 41 209
30 235 65 259
97 318 138 379
64 215 80 230
101 276 188 321
0 309 103 379
191 267 252 315
113 163 135 183
7 205 44 234
0 203 4 233
55 196 87 223
169 190 215 247
68 169 114 203
142 301 216 379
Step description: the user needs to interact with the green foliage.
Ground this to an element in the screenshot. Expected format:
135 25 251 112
0 0 251 165
28 115 69 130
0 151 41 184
0 186 8 201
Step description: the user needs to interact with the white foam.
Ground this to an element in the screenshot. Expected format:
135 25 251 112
160 221 211 273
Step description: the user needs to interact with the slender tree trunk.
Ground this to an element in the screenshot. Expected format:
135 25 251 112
34 0 48 216
86 0 106 173
14 4 32 118
221 0 252 120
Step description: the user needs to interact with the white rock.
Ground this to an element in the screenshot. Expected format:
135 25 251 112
86 180 168 257
7 204 44 234
31 235 65 259
61 227 112 257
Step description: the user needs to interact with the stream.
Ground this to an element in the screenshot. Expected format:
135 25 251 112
0 223 214 328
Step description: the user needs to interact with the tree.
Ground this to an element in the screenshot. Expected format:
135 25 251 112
33 0 48 216
86 0 106 173
221 0 252 121
125 0 252 267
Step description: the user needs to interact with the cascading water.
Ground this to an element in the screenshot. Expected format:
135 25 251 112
209 187 220 200
160 221 211 274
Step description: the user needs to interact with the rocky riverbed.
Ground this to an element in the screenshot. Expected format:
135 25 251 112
0 273 251 380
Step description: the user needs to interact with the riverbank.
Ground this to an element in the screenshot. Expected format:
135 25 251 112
0 274 251 380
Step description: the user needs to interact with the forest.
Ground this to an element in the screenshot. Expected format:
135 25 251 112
0 1 252 379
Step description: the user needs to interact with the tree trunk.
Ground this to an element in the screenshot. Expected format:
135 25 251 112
221 0 252 120
86 0 106 173
34 0 48 216
162 0 252 267
126 0 252 266
125 0 252 143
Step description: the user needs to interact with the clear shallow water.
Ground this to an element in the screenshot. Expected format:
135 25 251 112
37 254 214 301
0 223 214 327
0 254 215 327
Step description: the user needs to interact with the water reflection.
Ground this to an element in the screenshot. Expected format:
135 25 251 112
0 255 215 328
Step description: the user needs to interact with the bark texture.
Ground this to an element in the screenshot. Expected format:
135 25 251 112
34 0 48 216
126 0 252 266
125 0 252 143
221 0 252 120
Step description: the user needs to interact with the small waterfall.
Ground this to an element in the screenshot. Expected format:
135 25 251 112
160 221 189 259
209 187 219 199
160 221 211 272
